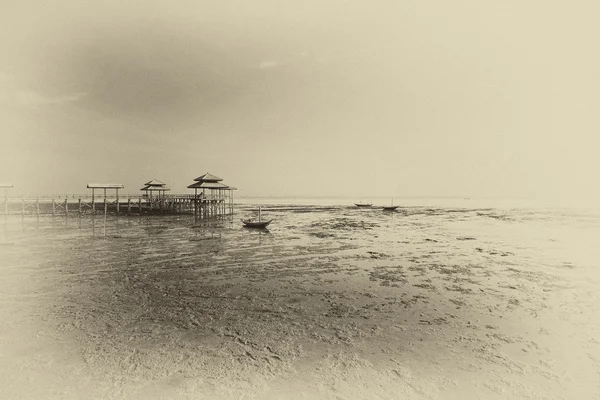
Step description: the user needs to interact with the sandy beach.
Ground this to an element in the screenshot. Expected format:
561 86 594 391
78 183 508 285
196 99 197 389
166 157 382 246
1 202 599 399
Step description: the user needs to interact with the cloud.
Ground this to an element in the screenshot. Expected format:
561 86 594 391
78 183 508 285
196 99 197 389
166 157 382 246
14 90 87 107
0 72 87 107
259 60 284 69
259 52 326 70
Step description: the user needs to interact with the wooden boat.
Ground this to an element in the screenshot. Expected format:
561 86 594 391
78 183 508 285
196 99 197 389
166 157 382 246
241 219 272 229
241 206 273 228
382 198 399 211
355 203 373 208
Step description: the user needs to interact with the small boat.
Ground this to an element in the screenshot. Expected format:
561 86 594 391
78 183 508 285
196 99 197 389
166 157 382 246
241 219 272 229
382 198 399 211
241 206 273 228
355 203 373 208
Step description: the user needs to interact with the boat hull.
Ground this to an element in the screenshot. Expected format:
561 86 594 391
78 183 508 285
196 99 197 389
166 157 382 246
354 204 373 208
241 219 272 228
382 206 399 211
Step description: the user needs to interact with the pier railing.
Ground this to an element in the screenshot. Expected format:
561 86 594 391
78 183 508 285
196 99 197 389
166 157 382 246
2 193 235 217
8 193 228 201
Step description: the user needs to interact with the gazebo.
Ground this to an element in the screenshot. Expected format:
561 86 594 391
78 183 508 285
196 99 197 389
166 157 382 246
140 179 171 210
187 173 228 199
186 172 237 216
140 179 170 199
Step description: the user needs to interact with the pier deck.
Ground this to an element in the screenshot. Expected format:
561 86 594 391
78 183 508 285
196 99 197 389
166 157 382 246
2 193 234 218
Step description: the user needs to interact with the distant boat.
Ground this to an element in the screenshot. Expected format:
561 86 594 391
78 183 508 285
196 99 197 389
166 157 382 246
382 198 399 211
241 206 273 228
355 203 373 208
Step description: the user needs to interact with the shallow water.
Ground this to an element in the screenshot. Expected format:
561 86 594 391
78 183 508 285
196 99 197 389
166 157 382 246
1 203 599 399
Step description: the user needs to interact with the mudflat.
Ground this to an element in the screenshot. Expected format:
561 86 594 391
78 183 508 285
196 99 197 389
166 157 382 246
1 205 599 399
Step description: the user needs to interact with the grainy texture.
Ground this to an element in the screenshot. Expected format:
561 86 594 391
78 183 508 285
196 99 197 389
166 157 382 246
1 204 599 399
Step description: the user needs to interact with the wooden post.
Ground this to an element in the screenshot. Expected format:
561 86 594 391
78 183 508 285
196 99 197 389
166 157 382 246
78 198 82 215
92 188 95 212
127 198 131 213
103 195 107 237
116 188 120 213
138 198 142 214
65 198 68 215
36 198 40 217
52 199 55 216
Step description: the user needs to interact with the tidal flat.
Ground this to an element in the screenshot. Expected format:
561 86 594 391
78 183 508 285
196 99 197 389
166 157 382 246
1 204 599 399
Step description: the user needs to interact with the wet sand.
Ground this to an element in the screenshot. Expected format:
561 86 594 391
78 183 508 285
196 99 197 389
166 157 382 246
1 205 599 399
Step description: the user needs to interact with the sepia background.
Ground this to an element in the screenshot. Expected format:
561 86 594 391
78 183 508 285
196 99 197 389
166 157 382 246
1 0 599 201
1 2 600 400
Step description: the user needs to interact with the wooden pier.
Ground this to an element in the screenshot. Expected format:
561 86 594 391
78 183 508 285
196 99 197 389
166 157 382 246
1 193 235 218
1 173 237 219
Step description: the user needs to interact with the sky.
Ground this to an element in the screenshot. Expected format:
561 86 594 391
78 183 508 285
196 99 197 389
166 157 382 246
1 1 599 201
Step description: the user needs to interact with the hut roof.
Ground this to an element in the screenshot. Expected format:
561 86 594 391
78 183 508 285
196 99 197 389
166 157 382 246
144 179 166 186
140 185 171 191
187 181 230 189
87 183 124 189
193 172 223 182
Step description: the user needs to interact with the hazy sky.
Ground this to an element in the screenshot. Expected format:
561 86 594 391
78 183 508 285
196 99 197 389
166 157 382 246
1 1 599 200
